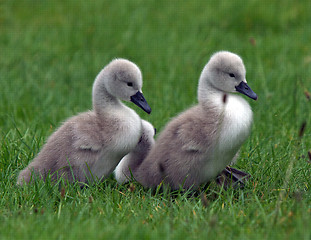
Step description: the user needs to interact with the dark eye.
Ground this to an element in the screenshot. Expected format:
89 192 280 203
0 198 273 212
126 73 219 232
127 82 133 87
229 73 235 78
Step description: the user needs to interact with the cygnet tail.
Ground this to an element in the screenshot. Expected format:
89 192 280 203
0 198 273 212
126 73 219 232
16 166 44 185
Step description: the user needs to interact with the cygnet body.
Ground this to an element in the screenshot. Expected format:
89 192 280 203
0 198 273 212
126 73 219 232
114 120 155 184
123 51 257 190
17 59 151 185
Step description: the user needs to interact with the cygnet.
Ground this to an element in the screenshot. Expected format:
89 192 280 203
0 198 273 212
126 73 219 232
114 120 155 184
17 59 151 185
121 51 257 190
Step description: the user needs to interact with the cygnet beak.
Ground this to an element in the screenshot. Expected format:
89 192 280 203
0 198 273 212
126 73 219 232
130 91 152 114
235 81 258 100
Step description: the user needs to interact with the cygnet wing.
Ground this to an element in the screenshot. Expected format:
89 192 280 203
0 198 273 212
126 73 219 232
71 112 117 152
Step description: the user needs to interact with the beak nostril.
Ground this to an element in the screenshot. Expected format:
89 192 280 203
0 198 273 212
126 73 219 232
236 81 257 100
130 91 152 114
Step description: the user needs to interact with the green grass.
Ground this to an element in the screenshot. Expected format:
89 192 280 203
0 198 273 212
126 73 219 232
1 0 311 239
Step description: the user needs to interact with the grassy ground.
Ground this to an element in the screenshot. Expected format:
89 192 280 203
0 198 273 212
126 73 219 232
1 0 311 239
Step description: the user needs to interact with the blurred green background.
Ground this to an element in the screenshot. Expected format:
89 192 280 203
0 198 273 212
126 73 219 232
0 0 311 239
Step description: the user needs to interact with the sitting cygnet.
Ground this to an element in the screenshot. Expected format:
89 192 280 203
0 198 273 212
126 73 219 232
120 51 257 190
17 59 151 185
114 120 155 184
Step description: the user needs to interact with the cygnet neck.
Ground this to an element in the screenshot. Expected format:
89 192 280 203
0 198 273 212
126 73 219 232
92 72 124 116
198 78 227 108
93 88 123 115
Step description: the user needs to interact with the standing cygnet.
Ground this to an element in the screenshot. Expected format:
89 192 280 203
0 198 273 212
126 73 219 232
125 51 257 190
17 59 151 185
114 120 155 184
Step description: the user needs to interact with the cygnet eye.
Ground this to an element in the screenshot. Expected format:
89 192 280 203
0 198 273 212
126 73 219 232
229 73 235 78
127 82 133 87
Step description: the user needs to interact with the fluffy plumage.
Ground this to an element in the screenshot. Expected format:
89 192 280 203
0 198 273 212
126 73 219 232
118 51 257 190
17 59 151 185
114 120 155 184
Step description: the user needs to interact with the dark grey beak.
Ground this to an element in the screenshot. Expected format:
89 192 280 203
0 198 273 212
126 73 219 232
235 81 258 100
130 91 152 114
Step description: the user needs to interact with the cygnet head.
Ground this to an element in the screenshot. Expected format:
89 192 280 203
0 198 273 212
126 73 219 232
198 51 257 102
93 59 151 114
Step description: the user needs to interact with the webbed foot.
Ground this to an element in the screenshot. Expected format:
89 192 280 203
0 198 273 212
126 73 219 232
216 166 250 189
